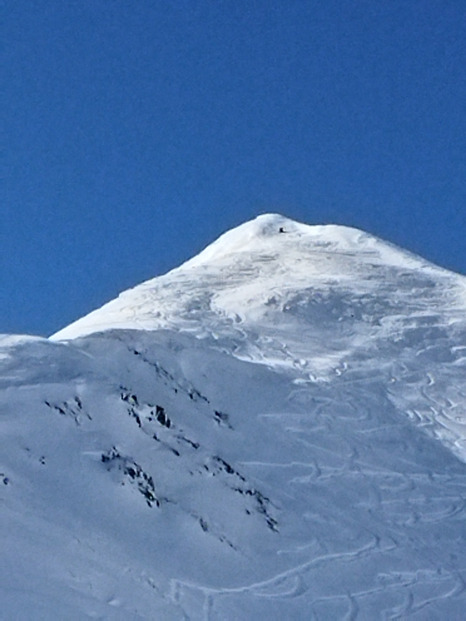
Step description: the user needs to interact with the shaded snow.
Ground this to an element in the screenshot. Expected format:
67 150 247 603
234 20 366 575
1 214 466 619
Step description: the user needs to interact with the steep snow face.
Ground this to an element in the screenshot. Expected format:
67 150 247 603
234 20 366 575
2 215 466 619
2 328 466 619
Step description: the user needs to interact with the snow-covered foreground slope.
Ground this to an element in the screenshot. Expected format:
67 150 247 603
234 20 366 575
1 214 466 619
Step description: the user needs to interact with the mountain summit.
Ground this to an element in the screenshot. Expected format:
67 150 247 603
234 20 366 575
2 215 466 618
53 214 446 342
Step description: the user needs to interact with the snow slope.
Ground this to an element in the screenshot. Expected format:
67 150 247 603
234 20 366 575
1 214 466 619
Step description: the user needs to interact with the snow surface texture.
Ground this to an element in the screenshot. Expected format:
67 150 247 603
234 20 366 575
2 214 466 619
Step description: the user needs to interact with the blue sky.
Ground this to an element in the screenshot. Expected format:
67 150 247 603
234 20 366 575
3 0 465 336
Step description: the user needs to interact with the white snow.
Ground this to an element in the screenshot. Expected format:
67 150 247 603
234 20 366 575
1 214 466 619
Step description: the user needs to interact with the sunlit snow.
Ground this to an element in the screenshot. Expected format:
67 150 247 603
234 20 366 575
1 214 465 619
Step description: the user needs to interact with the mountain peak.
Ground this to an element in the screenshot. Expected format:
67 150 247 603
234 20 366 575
51 214 463 346
182 214 375 268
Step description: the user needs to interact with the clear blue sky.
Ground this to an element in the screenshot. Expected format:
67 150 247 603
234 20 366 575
3 0 465 336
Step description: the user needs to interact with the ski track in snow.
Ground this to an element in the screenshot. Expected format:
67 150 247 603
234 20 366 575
170 536 466 621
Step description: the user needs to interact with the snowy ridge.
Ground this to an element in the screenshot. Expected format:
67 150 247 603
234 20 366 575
53 214 455 344
51 215 465 364
2 214 466 619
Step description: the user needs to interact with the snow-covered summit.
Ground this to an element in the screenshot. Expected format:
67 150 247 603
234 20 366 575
182 213 369 266
51 213 464 346
181 213 422 269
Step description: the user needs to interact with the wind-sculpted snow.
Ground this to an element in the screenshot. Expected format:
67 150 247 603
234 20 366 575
1 215 466 619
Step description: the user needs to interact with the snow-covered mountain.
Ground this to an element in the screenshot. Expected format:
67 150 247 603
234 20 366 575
1 214 465 619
